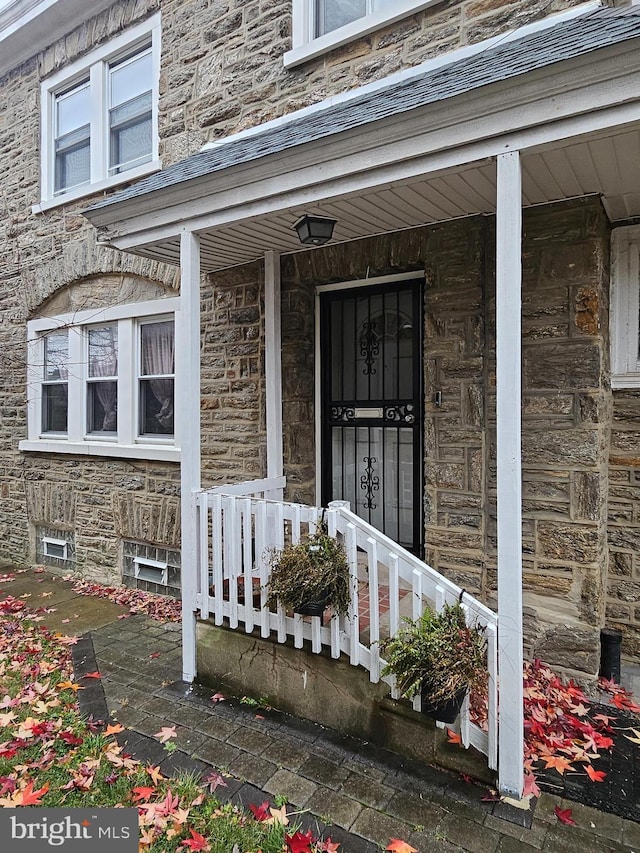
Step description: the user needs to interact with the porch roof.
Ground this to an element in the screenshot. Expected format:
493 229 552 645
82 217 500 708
84 4 640 272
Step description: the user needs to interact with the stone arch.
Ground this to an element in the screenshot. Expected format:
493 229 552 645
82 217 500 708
26 234 179 314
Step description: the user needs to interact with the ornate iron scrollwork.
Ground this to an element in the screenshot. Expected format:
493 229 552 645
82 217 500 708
384 404 416 424
330 406 355 422
359 320 380 375
360 456 380 510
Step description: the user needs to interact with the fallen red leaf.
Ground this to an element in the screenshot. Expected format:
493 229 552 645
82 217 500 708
248 801 271 821
132 786 156 802
201 770 228 793
446 729 462 745
285 830 315 853
180 828 210 851
585 766 607 783
554 806 576 826
18 781 49 805
386 840 418 853
82 671 102 679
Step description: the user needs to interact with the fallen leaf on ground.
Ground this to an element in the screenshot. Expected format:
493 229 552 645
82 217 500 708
154 725 177 743
585 766 607 782
554 806 576 826
386 840 418 853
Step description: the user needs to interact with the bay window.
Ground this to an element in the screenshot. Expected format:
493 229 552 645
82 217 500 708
21 298 179 462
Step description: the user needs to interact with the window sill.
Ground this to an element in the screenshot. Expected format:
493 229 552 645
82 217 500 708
19 439 180 463
31 159 162 215
284 0 438 68
611 375 640 390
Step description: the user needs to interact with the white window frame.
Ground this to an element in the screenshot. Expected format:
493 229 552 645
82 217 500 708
42 537 69 561
285 0 439 68
35 13 161 212
611 226 640 389
20 297 180 462
134 556 168 586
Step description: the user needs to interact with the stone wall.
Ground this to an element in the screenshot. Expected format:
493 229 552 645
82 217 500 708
607 389 640 658
279 199 611 679
490 198 611 678
158 0 584 165
200 263 266 486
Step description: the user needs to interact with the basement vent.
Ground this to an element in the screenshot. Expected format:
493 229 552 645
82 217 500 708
122 541 181 598
36 526 76 570
134 556 168 586
42 537 68 561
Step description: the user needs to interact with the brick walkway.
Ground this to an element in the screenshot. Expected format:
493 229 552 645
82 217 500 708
3 569 640 852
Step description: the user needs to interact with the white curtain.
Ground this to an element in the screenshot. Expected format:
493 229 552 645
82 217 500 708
89 328 117 431
141 322 174 429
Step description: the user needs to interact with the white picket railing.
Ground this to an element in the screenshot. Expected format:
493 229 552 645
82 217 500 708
193 484 498 770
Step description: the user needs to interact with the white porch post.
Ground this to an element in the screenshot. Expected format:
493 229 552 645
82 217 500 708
264 250 283 499
178 229 201 682
496 151 524 798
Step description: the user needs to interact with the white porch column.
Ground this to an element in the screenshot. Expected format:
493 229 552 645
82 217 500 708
496 151 524 798
178 229 201 682
264 250 283 499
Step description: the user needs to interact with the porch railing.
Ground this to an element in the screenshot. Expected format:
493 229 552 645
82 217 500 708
193 481 498 770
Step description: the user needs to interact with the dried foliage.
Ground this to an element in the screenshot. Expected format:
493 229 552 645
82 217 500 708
380 602 487 704
266 524 350 616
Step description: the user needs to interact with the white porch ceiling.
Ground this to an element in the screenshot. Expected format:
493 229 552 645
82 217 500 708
131 122 640 274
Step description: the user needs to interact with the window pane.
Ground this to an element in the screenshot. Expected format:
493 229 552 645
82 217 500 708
140 379 174 435
109 93 152 173
87 381 118 433
317 0 366 35
44 332 68 381
54 127 90 192
110 49 152 107
42 385 68 433
139 321 174 436
88 325 118 378
56 82 90 136
140 321 174 376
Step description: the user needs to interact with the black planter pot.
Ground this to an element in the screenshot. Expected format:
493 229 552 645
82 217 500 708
420 685 467 724
296 591 330 618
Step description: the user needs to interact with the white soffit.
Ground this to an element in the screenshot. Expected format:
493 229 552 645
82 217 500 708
124 122 640 274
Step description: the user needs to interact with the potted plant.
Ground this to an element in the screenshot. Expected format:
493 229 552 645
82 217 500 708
265 523 350 617
380 599 487 723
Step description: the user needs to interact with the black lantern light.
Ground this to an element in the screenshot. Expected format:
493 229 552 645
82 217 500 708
293 214 337 246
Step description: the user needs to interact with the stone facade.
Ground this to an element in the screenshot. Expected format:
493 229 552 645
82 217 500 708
279 198 611 679
0 0 635 674
607 391 640 658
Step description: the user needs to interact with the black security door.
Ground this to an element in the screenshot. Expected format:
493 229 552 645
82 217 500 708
320 281 423 555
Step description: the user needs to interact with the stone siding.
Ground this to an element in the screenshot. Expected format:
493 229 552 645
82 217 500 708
200 262 266 487
495 199 610 677
158 0 583 165
607 389 640 658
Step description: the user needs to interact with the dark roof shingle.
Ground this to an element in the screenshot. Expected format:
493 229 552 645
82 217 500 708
88 6 640 211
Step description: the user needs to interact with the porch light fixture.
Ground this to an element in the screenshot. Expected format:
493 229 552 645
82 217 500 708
294 214 337 245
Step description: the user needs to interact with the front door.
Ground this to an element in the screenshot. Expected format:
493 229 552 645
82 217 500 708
320 280 423 555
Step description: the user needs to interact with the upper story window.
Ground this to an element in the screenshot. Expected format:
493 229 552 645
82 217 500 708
285 0 438 68
20 297 180 463
37 13 160 211
611 226 640 389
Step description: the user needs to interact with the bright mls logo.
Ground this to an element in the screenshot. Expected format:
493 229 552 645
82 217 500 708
0 809 138 851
